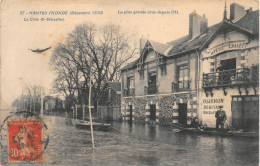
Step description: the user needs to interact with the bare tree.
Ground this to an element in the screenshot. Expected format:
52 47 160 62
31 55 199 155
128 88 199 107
51 23 138 109
12 84 42 113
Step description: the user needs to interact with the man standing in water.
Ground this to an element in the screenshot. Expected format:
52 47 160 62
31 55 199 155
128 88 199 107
215 106 226 129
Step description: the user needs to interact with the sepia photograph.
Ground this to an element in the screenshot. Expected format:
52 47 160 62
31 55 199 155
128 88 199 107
0 0 259 165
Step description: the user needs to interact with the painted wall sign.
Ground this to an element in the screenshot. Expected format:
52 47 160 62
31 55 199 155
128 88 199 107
207 41 247 56
202 98 224 114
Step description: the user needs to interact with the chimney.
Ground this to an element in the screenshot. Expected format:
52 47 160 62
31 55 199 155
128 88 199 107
189 11 208 39
230 3 245 21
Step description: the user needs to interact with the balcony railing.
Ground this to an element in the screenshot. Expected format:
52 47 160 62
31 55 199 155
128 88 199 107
203 68 258 88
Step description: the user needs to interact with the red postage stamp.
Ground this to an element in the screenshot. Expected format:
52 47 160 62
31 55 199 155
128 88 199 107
8 120 43 162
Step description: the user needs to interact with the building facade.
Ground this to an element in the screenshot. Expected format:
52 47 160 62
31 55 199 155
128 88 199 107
121 39 199 125
200 4 259 130
121 2 259 129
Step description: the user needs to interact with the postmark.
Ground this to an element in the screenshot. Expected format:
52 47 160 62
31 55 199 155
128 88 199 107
0 111 49 163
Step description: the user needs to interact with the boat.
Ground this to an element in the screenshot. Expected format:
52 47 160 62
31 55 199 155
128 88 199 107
72 119 111 132
172 124 258 138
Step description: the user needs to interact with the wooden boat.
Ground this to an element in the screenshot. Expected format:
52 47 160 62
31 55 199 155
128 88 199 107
172 124 258 138
72 119 111 132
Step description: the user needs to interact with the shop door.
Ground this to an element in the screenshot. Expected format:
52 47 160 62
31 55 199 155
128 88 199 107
178 104 187 125
232 96 259 130
243 96 259 130
129 105 132 123
150 104 156 121
231 96 244 129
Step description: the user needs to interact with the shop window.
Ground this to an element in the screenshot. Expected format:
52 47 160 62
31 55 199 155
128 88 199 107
178 65 189 90
252 96 258 101
245 97 251 101
232 96 242 101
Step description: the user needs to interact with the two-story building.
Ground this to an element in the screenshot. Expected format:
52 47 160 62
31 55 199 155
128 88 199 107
121 2 259 129
121 34 200 125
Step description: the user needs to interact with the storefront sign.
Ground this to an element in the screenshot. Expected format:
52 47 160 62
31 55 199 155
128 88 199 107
207 41 247 56
202 98 224 114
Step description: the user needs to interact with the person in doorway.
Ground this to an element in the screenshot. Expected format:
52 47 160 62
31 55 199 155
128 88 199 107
216 63 224 85
215 106 226 129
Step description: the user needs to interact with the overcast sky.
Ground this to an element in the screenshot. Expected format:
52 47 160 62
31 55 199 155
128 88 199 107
0 0 258 109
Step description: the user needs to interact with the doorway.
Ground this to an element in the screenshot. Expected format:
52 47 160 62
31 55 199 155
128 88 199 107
221 58 236 70
178 103 187 125
150 104 156 121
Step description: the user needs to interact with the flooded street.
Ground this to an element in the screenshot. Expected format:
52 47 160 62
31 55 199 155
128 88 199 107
1 114 259 166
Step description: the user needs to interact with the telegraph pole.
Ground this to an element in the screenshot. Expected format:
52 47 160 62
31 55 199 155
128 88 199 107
29 47 51 115
89 57 95 149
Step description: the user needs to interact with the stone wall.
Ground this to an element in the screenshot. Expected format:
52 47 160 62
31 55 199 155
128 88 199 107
122 92 198 125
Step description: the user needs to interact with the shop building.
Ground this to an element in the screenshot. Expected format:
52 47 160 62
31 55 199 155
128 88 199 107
121 2 259 129
200 3 259 130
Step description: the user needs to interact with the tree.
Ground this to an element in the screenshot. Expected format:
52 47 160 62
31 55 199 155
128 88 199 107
12 84 42 113
51 23 138 109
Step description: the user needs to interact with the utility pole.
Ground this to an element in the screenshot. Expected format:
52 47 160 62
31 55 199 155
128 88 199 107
89 57 95 149
29 47 51 115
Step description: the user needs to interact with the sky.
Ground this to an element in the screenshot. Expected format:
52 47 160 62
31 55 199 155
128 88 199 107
0 0 258 109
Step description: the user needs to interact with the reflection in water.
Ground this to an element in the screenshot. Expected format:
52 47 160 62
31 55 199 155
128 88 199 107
0 114 259 166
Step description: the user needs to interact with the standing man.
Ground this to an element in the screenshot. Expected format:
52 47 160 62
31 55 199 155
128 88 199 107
215 106 226 129
216 63 224 85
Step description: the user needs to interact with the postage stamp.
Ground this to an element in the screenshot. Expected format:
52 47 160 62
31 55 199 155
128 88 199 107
0 111 49 163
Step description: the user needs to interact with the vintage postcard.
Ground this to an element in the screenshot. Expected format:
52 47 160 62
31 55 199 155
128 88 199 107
0 0 259 165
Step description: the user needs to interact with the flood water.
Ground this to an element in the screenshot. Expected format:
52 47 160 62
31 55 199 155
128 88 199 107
0 112 259 166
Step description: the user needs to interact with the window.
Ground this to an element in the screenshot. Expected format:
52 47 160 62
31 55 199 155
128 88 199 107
127 76 134 96
148 72 157 94
178 65 189 90
108 88 111 101
127 77 134 89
